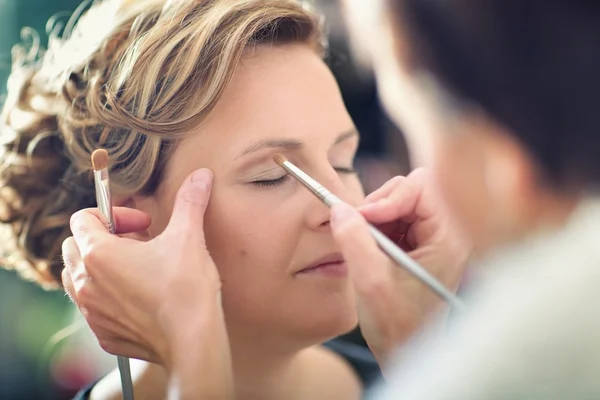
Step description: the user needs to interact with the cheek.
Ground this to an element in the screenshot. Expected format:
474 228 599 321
432 136 493 247
202 187 298 283
202 186 309 330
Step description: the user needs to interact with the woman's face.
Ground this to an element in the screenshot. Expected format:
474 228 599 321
137 45 363 347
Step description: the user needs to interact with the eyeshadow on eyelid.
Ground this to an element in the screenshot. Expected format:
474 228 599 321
239 164 283 180
235 138 358 181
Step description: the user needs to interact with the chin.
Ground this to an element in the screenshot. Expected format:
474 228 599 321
225 282 358 350
287 290 359 346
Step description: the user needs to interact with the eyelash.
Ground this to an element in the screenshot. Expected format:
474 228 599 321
251 167 357 188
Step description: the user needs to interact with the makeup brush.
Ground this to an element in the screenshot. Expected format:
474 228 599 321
91 149 135 400
273 154 465 311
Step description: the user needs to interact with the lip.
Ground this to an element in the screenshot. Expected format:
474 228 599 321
296 252 347 276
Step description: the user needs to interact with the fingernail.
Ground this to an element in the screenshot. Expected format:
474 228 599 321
331 202 357 228
359 198 386 212
191 169 213 191
358 202 378 213
363 194 376 205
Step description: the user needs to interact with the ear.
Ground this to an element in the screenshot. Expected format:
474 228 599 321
113 196 153 241
478 116 540 225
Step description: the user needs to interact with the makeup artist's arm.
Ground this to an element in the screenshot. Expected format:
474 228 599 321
62 169 234 399
330 168 471 368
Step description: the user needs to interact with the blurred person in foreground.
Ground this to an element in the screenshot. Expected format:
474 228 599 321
61 0 600 399
339 0 600 398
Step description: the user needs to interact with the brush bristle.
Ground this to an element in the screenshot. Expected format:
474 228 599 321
273 154 287 167
91 149 109 171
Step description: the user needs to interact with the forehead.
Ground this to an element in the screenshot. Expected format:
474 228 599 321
173 44 353 167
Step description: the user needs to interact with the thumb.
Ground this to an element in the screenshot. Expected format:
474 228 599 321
330 202 391 296
331 202 401 363
163 169 213 241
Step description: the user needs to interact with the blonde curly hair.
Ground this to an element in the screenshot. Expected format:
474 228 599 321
0 0 324 289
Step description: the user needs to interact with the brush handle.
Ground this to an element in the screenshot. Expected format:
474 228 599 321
94 169 135 400
276 158 464 308
117 356 135 400
368 225 465 310
326 193 464 310
93 170 116 233
323 191 464 310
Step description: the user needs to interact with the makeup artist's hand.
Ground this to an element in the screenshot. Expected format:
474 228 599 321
330 168 471 367
61 169 230 375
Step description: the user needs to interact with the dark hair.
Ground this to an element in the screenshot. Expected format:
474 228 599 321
388 0 600 188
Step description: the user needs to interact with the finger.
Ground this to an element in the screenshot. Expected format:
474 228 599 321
61 236 81 275
63 230 98 299
82 207 152 234
332 202 420 361
95 335 156 361
359 177 420 224
61 267 77 304
359 169 435 225
162 168 213 242
330 202 392 296
61 235 91 293
363 175 406 204
70 209 113 255
62 266 91 319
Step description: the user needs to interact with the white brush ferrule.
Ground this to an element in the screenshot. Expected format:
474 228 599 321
93 169 115 234
282 161 343 205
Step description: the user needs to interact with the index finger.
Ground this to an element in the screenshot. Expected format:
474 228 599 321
359 168 436 225
363 175 407 205
70 209 114 256
82 207 152 234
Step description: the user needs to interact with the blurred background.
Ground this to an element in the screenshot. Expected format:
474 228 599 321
0 0 409 398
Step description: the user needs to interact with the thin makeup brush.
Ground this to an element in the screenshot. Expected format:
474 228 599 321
91 149 135 400
273 154 465 311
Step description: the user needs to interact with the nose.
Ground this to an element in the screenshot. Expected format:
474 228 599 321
303 166 362 230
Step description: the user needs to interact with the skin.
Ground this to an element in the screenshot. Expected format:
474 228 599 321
64 173 235 399
65 1 588 398
68 5 564 396
89 44 365 399
138 44 363 347
63 22 474 400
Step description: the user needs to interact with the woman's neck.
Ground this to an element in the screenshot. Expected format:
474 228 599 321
228 332 308 400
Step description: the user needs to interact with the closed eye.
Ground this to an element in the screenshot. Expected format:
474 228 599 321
334 167 357 174
250 166 357 188
251 174 291 187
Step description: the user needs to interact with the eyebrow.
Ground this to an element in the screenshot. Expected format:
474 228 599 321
235 129 359 159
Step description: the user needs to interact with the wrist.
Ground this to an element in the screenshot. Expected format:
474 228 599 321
161 291 234 399
157 287 223 368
